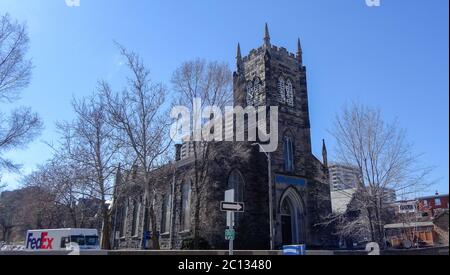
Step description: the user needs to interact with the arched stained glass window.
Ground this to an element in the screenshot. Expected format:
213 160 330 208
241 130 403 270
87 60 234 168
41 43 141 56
180 181 191 231
161 194 171 234
286 79 294 107
253 78 263 105
284 135 295 172
246 81 254 106
228 170 244 203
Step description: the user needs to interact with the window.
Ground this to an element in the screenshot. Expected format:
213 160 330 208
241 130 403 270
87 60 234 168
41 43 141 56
435 198 442 206
247 78 263 106
284 135 294 172
228 170 245 224
228 170 244 203
180 181 192 231
423 200 428 207
253 78 261 93
399 204 415 212
85 236 99 246
161 194 172 234
246 81 254 106
285 80 294 107
70 235 86 246
278 77 295 107
254 78 264 105
120 200 129 238
278 77 286 104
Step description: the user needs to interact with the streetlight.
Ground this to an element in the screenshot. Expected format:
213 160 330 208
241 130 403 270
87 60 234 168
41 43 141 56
252 143 275 250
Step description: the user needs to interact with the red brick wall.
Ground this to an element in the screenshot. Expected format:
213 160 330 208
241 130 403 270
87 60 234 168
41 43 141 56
419 196 449 213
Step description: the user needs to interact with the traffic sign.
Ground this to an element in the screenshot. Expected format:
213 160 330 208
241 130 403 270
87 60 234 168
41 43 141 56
225 229 236 241
221 201 245 212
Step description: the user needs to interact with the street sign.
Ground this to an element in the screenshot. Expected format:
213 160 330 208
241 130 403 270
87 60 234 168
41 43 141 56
225 189 235 227
225 189 234 203
225 229 236 241
221 201 245 212
223 189 238 256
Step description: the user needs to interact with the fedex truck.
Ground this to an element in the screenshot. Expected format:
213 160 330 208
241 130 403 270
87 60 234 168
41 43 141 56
25 229 100 251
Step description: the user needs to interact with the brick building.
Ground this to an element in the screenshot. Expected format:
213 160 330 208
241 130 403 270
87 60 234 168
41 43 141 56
385 193 449 248
393 193 449 219
111 25 332 250
418 193 449 215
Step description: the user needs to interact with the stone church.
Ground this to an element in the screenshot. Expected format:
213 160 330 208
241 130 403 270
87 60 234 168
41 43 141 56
111 25 333 250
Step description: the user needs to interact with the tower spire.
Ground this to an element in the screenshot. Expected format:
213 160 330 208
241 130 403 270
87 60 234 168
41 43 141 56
264 23 271 48
236 43 243 72
297 38 303 64
322 139 328 168
237 43 242 60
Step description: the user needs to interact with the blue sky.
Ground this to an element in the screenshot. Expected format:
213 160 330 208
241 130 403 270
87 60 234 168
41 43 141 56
0 0 448 196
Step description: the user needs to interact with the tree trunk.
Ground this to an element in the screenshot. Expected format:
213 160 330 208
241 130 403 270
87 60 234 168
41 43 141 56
366 207 375 242
101 205 111 250
376 196 385 248
3 227 12 244
149 204 160 249
193 192 201 249
1 228 7 243
70 207 78 228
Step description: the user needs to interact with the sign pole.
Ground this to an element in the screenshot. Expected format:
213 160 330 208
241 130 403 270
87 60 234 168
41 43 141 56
229 212 234 256
224 189 235 256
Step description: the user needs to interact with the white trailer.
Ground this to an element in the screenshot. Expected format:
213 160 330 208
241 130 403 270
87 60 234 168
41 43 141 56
25 229 100 251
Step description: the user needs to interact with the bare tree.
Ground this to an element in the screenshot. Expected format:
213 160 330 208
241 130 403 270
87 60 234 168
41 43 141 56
0 108 42 171
0 190 22 242
0 13 41 175
24 157 87 229
0 177 5 192
171 59 233 249
0 185 58 243
326 103 434 247
0 13 32 102
101 45 172 249
53 93 120 249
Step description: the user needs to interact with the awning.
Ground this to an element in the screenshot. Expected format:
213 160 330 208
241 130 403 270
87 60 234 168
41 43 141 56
384 222 434 229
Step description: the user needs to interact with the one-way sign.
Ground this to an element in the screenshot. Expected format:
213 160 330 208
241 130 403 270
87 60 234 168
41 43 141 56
221 201 245 213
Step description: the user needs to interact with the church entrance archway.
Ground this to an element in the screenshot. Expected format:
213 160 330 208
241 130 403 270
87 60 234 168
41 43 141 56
280 188 305 245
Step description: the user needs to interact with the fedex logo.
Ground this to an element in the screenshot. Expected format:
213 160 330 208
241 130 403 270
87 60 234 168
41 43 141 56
26 232 54 250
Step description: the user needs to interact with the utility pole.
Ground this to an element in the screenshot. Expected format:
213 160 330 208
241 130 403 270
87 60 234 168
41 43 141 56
252 143 274 250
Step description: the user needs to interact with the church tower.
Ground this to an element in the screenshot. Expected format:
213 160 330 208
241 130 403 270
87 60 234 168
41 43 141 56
233 24 332 247
233 24 313 173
